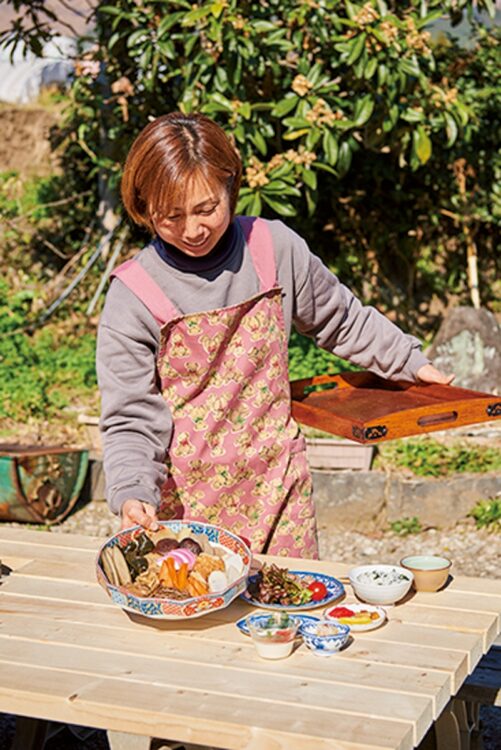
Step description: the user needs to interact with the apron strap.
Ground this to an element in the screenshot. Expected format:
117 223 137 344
111 216 277 325
237 216 277 290
111 258 179 325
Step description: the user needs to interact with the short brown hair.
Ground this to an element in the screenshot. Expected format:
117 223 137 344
121 112 242 233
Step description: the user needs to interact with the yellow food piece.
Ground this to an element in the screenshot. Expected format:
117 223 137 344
338 615 373 625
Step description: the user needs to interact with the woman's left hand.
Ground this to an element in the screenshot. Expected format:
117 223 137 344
416 363 455 385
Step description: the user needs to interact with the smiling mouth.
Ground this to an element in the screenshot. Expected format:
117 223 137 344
183 238 208 248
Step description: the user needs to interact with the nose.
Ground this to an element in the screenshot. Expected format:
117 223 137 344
183 214 204 240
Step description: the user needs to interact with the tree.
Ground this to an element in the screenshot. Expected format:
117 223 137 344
1 0 498 326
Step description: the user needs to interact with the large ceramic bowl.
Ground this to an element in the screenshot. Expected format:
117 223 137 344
96 521 252 620
349 564 414 605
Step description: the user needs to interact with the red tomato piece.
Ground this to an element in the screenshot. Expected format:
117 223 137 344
327 606 355 618
307 580 328 601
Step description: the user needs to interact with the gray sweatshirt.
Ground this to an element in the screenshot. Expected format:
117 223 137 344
97 218 429 515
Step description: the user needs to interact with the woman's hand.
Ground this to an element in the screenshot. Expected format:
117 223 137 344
121 499 160 531
416 363 455 385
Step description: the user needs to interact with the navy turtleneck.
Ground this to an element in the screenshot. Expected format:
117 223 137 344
152 221 240 273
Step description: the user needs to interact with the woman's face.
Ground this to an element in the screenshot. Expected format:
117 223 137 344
152 173 231 257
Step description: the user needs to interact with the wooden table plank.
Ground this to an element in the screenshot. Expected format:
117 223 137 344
0 635 432 744
0 527 101 549
0 612 452 717
0 662 414 750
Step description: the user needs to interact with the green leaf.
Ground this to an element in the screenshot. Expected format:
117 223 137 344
271 96 299 118
412 126 432 165
415 9 443 28
253 20 277 33
337 141 352 176
210 1 226 18
249 131 267 156
305 129 321 151
182 6 212 24
364 57 378 79
312 162 338 175
249 192 262 215
443 111 458 147
305 187 316 217
239 102 252 119
322 130 339 165
262 194 297 216
345 1 360 20
127 29 148 48
377 63 388 86
283 116 310 128
265 180 301 196
209 92 233 111
400 108 424 123
307 62 323 86
399 57 420 78
302 167 317 191
346 33 367 66
353 96 374 126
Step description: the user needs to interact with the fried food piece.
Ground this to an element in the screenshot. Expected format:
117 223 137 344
193 552 225 581
187 571 209 597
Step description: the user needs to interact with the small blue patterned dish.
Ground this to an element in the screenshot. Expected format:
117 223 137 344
236 613 320 636
300 619 351 656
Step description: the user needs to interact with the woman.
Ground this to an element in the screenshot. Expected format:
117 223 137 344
97 112 452 559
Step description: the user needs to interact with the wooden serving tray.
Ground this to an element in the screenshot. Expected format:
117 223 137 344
290 372 501 444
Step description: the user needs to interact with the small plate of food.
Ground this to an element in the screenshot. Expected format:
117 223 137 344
241 563 345 611
324 603 386 631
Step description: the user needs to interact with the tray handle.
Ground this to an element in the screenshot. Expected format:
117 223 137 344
417 411 458 427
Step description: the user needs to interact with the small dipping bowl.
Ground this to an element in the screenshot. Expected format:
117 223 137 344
299 619 350 657
400 555 452 592
246 612 300 660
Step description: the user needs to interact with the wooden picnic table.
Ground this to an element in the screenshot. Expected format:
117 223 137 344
0 526 500 750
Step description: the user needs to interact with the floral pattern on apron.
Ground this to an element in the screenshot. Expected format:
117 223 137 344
112 217 318 558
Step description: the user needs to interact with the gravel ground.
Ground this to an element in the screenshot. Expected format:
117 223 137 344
2 496 501 749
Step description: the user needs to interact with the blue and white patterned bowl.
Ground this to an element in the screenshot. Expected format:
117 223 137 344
96 521 252 620
299 619 350 656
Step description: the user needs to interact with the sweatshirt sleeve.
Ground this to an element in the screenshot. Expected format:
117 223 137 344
96 278 172 516
285 226 430 382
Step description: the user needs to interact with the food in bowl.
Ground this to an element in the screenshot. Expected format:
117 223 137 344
400 555 452 592
246 612 300 660
299 619 350 656
349 564 413 605
96 521 251 619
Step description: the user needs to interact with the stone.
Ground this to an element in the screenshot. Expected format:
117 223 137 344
312 470 387 533
387 473 501 529
426 307 501 394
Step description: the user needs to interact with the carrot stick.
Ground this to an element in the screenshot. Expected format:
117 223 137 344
177 562 188 591
166 556 178 588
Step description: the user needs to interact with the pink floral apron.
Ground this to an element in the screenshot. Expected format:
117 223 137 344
112 217 318 558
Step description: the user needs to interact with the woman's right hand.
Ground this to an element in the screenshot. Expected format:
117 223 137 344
121 499 160 531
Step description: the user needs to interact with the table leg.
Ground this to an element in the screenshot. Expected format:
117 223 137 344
434 699 484 750
11 716 49 750
434 701 461 750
